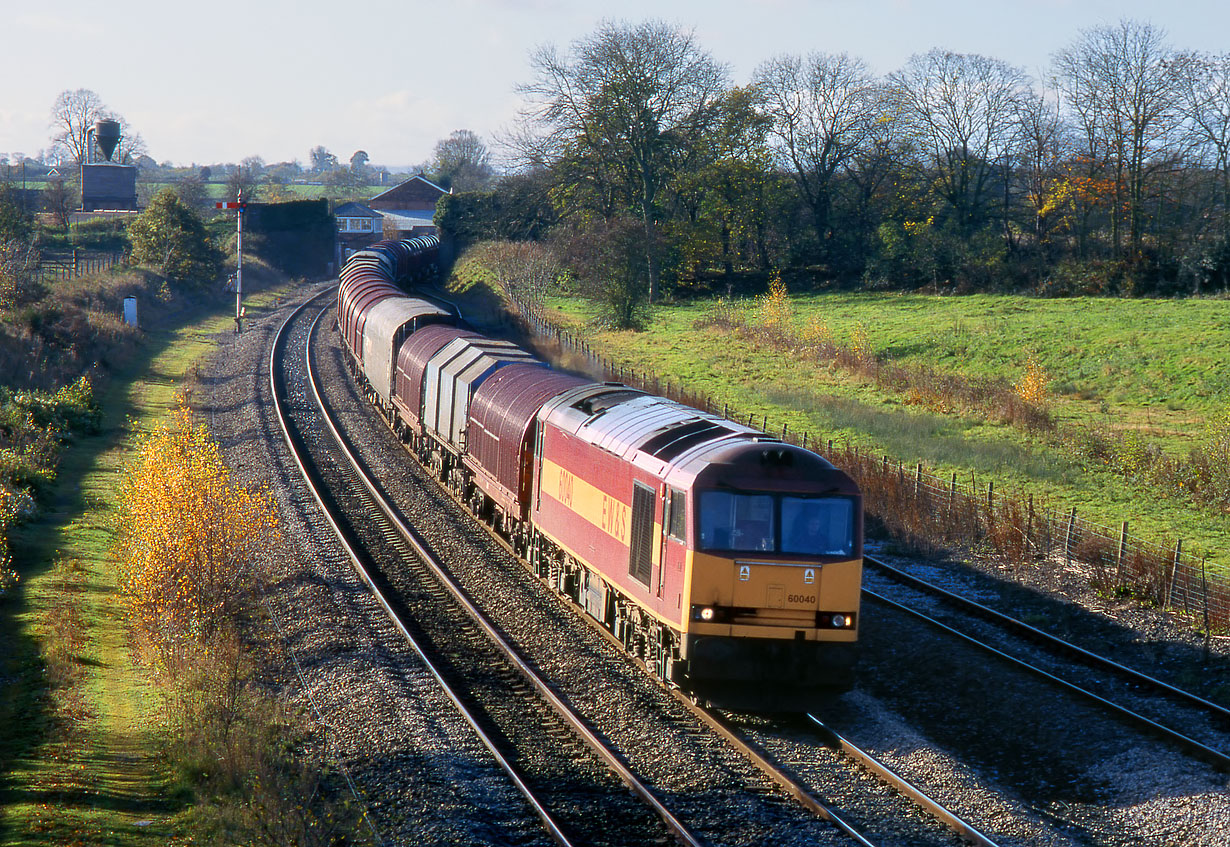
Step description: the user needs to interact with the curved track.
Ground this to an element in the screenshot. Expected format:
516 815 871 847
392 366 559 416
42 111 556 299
305 285 1025 847
271 291 702 847
863 555 1230 771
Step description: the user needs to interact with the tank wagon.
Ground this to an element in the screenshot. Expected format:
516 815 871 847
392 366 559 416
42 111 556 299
336 238 863 709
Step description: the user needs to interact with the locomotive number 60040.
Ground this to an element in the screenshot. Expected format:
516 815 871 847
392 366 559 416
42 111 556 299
337 236 864 710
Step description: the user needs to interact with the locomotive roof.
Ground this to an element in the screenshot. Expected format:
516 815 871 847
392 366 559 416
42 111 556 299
543 390 756 472
539 387 852 493
664 438 853 496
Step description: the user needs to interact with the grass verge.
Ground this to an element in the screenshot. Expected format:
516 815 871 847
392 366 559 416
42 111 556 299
0 275 300 845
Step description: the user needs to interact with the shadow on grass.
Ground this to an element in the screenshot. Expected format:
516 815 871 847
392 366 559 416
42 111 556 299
0 280 287 842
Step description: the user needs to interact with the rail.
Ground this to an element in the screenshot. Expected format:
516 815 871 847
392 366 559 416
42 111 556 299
274 295 705 847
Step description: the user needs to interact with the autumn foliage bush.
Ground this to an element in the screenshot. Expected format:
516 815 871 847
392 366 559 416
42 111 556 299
113 403 361 842
115 404 364 842
116 402 279 648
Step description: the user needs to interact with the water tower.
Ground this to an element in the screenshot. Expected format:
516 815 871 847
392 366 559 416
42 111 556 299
81 118 138 213
93 119 121 162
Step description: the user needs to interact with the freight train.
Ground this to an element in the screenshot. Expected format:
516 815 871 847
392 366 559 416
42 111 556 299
336 237 863 710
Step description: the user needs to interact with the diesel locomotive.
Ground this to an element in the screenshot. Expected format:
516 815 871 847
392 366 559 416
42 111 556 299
337 237 863 710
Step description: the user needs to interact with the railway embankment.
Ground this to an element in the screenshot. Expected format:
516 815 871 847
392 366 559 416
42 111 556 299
0 266 360 844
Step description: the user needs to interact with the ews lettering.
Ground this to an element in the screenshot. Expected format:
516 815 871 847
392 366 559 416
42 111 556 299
557 469 575 508
601 494 628 541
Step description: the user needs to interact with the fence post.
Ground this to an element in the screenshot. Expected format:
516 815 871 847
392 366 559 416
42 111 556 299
1116 522 1129 584
1167 540 1182 608
949 473 957 514
1201 557 1210 661
1065 508 1076 563
1026 495 1034 552
915 463 922 496
987 481 994 515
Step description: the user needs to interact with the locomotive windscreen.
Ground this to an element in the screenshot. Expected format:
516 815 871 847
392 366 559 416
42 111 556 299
698 491 855 556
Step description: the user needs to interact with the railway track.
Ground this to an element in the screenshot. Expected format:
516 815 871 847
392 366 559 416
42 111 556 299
291 289 1041 846
272 292 698 847
688 702 1001 847
863 555 1230 772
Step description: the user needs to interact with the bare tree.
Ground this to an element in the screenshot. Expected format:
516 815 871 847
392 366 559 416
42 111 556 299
43 177 78 231
889 50 1031 236
49 89 107 166
1176 52 1230 239
1012 91 1074 247
174 174 209 210
0 185 39 308
1053 20 1189 259
518 19 729 301
225 160 262 203
481 240 562 305
430 130 493 192
754 52 880 257
113 121 149 165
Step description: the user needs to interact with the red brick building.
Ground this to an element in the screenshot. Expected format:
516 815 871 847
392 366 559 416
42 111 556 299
334 175 452 267
368 174 450 240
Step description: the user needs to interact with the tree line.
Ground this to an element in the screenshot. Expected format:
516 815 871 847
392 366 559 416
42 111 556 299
3 88 496 222
439 17 1230 321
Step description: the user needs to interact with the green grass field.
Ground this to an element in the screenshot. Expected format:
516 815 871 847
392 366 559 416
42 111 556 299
542 290 1230 562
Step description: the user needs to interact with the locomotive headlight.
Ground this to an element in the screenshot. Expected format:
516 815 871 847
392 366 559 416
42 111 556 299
699 606 716 622
830 614 847 628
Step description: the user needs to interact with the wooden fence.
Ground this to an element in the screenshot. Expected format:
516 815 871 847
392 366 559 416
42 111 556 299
508 291 1230 636
34 250 125 283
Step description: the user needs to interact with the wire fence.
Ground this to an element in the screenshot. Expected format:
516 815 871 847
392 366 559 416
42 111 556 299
34 250 125 283
507 292 1229 635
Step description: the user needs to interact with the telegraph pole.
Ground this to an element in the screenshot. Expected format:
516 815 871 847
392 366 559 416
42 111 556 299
216 191 246 332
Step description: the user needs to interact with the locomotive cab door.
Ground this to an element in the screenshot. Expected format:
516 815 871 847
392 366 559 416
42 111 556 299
660 487 688 602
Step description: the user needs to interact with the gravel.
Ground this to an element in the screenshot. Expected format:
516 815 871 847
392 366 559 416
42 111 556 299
192 280 1230 846
196 285 555 846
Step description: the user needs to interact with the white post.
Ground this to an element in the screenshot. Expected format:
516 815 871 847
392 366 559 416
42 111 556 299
235 189 243 333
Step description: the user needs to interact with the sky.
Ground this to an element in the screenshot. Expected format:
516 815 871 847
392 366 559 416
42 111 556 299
3 0 1228 171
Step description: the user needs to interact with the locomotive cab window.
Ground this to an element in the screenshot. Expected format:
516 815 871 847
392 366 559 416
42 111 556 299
781 496 855 557
698 491 855 556
699 491 774 552
666 488 687 540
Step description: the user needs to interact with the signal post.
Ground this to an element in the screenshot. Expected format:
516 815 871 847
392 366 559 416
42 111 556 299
217 192 246 332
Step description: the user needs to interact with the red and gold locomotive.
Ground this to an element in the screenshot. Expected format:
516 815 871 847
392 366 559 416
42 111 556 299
338 239 863 710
